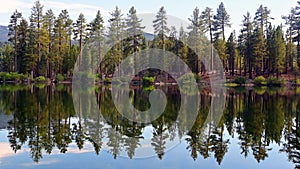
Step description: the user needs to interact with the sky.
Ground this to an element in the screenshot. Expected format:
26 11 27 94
0 0 297 38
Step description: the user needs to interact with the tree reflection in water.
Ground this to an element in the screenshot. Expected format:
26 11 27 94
0 84 299 168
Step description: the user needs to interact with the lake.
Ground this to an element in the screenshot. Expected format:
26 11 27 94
0 84 299 169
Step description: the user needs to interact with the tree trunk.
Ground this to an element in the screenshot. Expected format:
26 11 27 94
249 60 252 79
210 26 214 72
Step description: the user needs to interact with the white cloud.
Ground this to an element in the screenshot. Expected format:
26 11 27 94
41 1 110 19
0 0 31 13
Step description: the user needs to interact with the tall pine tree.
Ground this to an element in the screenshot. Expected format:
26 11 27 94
8 10 22 72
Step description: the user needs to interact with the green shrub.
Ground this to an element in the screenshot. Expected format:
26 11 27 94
0 72 7 80
56 74 65 82
254 86 267 95
35 76 46 83
34 83 46 89
232 76 246 85
178 73 200 84
143 77 155 84
0 72 10 81
225 83 238 87
254 76 266 86
267 77 285 87
8 72 18 80
0 72 26 82
17 74 27 81
143 85 155 91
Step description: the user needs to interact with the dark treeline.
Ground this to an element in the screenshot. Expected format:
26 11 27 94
0 1 300 81
0 85 299 168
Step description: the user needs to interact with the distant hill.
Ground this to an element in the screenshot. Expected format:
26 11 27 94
0 26 153 43
143 32 154 41
0 26 8 42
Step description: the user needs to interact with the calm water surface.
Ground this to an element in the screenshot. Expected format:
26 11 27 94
0 84 299 169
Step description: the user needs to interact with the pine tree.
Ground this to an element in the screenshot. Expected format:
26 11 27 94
215 38 227 72
283 8 297 71
274 26 286 78
213 3 231 72
226 32 236 76
88 10 104 39
126 7 145 38
73 13 87 71
201 7 214 70
108 6 124 44
53 15 63 74
253 5 272 75
62 10 73 77
252 27 267 75
8 10 22 72
294 1 300 67
18 18 29 74
187 7 204 74
267 25 276 75
43 9 55 78
125 6 145 75
107 6 125 74
88 10 105 76
239 12 254 78
169 26 179 56
237 32 245 75
254 5 273 34
29 0 44 76
179 25 187 43
153 6 170 50
213 2 231 40
26 22 38 78
53 10 73 75
178 25 189 67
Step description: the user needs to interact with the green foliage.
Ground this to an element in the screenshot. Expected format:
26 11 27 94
266 77 286 87
34 83 46 89
8 72 26 81
142 76 155 85
35 76 47 83
214 2 231 40
232 76 246 85
56 74 65 82
254 76 266 86
0 72 6 80
0 72 26 82
226 32 237 75
178 73 200 85
225 83 238 87
143 85 155 91
254 86 267 95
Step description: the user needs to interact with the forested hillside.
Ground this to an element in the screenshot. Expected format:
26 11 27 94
0 26 8 42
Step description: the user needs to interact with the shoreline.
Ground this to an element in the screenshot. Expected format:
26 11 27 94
0 79 298 88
